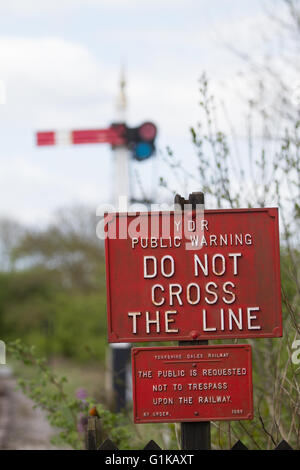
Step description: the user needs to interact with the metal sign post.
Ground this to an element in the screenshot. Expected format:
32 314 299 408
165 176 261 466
176 191 211 450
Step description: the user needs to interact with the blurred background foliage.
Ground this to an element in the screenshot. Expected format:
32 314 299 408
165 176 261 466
0 206 107 362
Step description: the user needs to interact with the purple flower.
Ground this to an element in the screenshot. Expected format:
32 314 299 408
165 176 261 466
76 388 88 400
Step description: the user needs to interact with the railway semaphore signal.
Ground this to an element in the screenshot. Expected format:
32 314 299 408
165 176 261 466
36 121 157 161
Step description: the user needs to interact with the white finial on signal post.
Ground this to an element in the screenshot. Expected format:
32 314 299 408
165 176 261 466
116 65 127 118
114 65 130 211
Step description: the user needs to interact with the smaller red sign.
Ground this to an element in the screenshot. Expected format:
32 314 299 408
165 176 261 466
132 344 253 424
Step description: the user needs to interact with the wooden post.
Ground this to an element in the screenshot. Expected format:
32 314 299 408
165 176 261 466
175 191 211 451
85 416 102 450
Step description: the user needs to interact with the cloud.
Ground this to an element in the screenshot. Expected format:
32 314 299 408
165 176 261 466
0 34 205 142
0 2 282 134
0 37 118 128
0 0 187 16
0 151 112 225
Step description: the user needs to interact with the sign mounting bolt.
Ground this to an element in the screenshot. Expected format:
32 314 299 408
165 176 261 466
190 330 198 340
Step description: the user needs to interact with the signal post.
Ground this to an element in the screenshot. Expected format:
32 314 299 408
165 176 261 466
36 74 157 412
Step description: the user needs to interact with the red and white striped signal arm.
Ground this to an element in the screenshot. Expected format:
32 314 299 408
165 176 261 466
36 125 126 147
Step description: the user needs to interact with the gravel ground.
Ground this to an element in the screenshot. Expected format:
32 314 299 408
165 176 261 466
0 368 67 450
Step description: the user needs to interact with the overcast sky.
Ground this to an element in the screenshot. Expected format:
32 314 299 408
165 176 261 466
0 0 286 225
